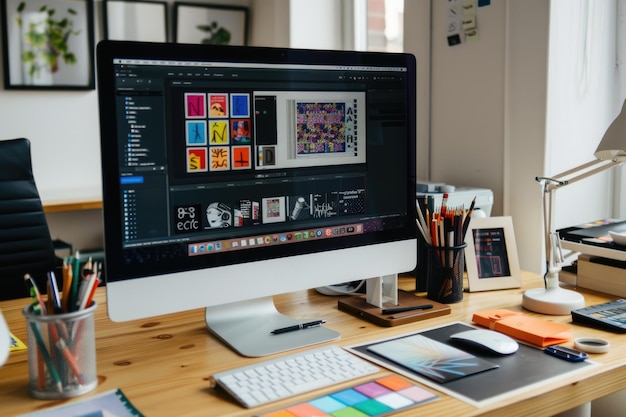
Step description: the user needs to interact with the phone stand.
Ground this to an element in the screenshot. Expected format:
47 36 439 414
338 274 451 326
365 274 398 308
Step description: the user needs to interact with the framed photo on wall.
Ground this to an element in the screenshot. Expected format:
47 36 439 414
104 0 168 42
464 216 522 292
1 0 95 89
174 2 248 46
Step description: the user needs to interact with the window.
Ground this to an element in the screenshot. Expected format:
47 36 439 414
366 0 404 53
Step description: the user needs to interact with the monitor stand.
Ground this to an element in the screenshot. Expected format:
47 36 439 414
205 296 340 357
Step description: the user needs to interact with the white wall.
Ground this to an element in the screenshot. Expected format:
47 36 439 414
546 0 626 235
249 0 290 47
424 0 535 266
504 0 551 274
429 1 506 217
403 0 430 181
289 0 343 49
0 90 102 197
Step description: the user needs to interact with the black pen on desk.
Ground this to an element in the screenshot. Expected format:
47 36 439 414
271 320 326 335
389 311 433 320
382 304 433 315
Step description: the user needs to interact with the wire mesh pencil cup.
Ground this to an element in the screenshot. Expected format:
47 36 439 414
23 302 98 399
425 244 466 304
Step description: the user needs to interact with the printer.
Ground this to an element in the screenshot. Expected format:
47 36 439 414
416 181 493 217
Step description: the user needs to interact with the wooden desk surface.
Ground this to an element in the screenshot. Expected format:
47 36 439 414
1 273 624 417
43 199 102 213
40 188 102 213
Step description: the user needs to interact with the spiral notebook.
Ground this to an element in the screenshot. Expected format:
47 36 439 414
17 389 144 417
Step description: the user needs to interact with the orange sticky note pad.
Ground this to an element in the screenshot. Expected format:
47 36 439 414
375 375 412 391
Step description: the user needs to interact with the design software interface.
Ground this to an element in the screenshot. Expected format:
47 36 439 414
111 57 411 268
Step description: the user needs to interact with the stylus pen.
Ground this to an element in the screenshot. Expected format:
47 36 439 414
382 304 433 315
271 320 326 335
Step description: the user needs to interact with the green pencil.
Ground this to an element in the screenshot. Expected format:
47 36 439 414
29 321 63 393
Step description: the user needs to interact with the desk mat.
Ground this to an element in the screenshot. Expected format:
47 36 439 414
346 322 598 408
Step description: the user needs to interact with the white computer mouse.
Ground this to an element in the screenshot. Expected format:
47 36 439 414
450 329 519 355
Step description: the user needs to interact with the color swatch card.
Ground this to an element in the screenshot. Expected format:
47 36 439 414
366 334 498 383
258 375 437 417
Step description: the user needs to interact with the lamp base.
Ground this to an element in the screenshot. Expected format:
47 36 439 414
522 287 585 315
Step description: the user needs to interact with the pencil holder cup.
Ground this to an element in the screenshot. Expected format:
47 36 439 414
22 302 98 399
425 244 466 304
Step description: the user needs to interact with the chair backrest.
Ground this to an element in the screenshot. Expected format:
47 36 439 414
0 138 56 300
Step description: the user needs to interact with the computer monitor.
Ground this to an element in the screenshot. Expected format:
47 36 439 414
96 40 417 357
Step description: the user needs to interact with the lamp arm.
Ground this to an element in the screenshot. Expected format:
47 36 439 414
536 158 623 288
541 183 562 285
541 159 622 192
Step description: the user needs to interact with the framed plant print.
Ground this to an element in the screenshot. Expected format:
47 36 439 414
174 2 248 46
103 0 168 42
1 0 95 89
464 216 522 292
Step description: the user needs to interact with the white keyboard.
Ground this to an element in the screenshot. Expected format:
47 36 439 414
210 345 379 408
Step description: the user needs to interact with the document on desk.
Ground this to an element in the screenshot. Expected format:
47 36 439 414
366 334 498 383
16 389 144 417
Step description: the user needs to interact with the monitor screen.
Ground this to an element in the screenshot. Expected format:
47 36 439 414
96 41 417 356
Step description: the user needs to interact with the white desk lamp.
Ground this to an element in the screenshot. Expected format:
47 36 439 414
523 99 626 315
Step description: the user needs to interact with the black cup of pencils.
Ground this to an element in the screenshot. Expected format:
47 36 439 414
425 243 466 304
416 194 475 303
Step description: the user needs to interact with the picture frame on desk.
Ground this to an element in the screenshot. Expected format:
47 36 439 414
464 216 522 292
173 2 248 46
1 0 95 90
103 0 168 42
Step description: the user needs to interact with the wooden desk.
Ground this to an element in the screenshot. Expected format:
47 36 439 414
43 199 102 213
1 273 624 417
40 188 102 213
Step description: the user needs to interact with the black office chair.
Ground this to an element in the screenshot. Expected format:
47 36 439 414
0 138 58 300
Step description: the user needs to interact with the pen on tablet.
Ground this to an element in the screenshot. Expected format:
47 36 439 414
381 304 433 315
271 320 326 335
